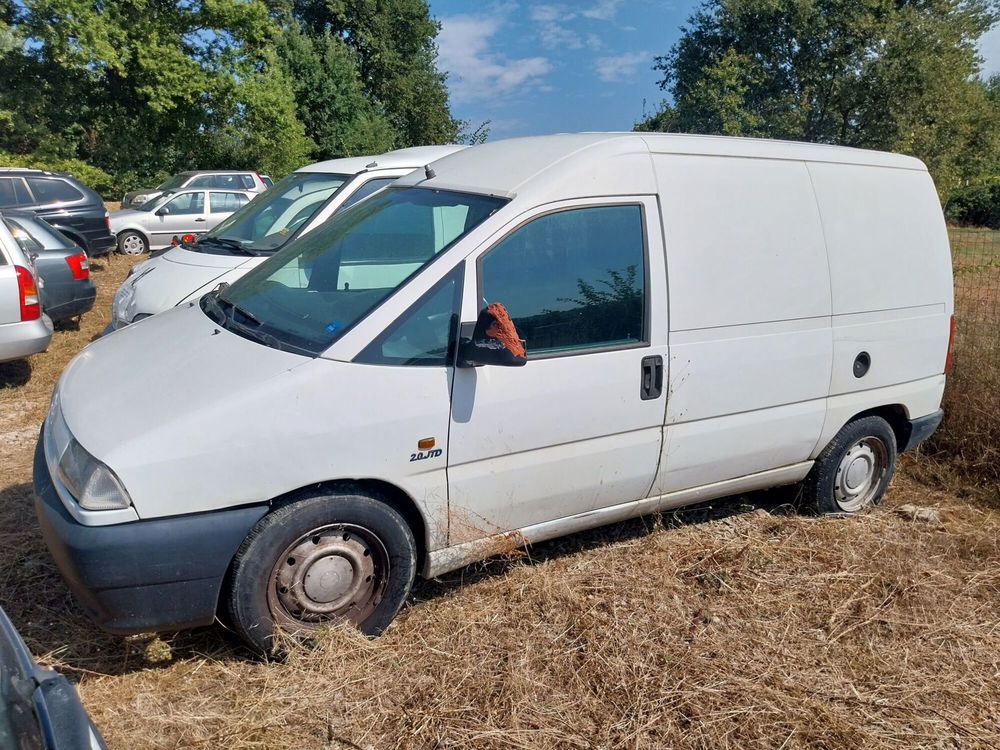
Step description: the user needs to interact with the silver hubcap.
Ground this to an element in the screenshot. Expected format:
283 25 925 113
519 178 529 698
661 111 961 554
267 524 388 633
834 437 888 512
120 234 145 255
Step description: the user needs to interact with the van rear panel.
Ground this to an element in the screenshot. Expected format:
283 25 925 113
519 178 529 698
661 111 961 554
806 163 953 398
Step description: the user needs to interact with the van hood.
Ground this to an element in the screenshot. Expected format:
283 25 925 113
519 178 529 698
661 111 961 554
158 245 260 270
124 251 258 317
61 303 310 458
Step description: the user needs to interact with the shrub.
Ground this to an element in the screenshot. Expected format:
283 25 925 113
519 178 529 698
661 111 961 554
945 182 1000 228
0 150 116 198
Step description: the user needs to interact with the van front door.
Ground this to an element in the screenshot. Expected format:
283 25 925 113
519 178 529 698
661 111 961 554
447 198 668 544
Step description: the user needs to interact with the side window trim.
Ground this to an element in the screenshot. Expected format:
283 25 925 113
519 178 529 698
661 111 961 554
472 201 652 361
353 263 465 367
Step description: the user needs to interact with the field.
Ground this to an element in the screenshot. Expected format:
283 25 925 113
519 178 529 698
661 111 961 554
2 245 1000 748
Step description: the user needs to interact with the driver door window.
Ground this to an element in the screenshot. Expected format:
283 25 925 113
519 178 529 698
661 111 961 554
164 192 205 215
480 205 647 356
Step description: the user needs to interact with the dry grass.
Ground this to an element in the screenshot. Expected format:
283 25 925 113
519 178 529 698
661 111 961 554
924 227 1000 484
1 250 1000 748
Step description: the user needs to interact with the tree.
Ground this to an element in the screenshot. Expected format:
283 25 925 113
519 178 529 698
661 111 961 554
275 21 396 159
292 0 459 146
638 0 998 193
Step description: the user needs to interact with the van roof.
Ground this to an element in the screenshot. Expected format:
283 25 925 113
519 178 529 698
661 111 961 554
393 132 928 200
297 145 467 176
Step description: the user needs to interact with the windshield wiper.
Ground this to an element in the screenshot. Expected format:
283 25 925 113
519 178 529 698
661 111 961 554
199 236 260 256
201 289 226 324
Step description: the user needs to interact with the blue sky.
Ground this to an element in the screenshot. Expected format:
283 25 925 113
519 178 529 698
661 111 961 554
428 1 693 139
429 0 1000 141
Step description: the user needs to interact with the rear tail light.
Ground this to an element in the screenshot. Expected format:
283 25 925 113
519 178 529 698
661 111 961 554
65 252 90 280
944 313 955 373
15 265 40 321
105 211 111 230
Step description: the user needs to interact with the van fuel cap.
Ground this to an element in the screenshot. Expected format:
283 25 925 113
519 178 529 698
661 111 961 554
853 351 871 378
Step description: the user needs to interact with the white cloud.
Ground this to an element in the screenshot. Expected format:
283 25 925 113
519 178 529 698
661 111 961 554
582 0 624 20
530 4 575 23
979 23 1000 76
538 21 583 49
594 50 650 82
437 11 553 104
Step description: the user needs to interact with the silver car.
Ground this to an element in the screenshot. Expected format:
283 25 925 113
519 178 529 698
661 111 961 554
0 215 53 363
121 170 272 209
110 188 255 254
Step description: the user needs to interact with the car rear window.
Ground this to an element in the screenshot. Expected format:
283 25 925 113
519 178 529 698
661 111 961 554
0 177 32 207
25 177 83 203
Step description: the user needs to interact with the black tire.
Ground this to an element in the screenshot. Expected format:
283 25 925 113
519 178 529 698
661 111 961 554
803 415 897 515
117 230 148 255
226 492 416 653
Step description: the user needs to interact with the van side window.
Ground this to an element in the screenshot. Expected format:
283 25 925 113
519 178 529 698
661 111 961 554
480 205 646 355
355 267 462 366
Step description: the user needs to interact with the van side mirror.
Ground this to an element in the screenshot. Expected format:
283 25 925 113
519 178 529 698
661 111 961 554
457 303 527 368
155 207 170 216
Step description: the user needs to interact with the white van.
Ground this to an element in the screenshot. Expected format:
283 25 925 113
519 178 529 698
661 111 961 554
34 134 953 651
105 145 465 333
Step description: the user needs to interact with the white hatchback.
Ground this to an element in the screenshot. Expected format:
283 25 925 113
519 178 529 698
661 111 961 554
110 188 255 255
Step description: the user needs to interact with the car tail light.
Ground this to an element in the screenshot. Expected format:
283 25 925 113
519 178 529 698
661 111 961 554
944 313 955 373
105 211 111 230
65 252 90 280
15 265 40 321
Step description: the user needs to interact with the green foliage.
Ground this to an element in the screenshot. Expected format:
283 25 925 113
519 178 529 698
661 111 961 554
275 22 396 159
637 0 1000 194
0 150 115 195
293 0 460 145
0 0 457 197
945 182 1000 228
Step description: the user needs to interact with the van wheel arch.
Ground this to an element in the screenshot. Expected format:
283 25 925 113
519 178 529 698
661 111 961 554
268 479 429 576
840 404 910 452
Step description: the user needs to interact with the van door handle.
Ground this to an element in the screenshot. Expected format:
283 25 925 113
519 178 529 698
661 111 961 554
194 217 206 222
640 355 663 400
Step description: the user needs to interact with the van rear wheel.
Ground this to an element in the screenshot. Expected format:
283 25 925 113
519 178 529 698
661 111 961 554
226 492 416 653
803 416 897 515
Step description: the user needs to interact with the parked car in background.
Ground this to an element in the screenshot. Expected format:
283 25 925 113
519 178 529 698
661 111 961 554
110 188 255 255
0 604 105 748
121 171 271 209
3 211 96 323
0 168 116 257
0 216 51 363
104 145 465 333
36 133 953 653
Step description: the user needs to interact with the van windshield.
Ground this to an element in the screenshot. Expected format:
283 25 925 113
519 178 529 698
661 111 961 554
205 187 506 355
199 172 351 254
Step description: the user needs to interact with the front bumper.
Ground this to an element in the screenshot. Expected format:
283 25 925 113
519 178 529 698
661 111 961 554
33 432 267 634
0 315 53 363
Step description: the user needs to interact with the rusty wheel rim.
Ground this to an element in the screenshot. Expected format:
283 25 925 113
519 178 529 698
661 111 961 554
266 523 388 635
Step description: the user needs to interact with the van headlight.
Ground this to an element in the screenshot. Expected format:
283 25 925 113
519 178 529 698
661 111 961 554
57 438 132 511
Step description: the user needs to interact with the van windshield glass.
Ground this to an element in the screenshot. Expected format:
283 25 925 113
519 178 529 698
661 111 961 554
200 172 350 254
206 187 505 356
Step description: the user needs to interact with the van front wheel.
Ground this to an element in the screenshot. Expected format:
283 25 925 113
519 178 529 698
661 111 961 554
803 416 897 515
226 493 416 653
